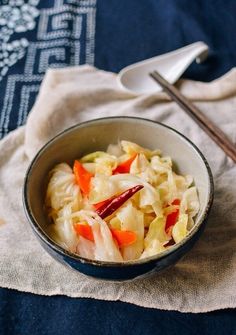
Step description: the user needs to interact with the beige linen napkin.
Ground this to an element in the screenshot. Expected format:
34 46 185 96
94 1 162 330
0 65 236 312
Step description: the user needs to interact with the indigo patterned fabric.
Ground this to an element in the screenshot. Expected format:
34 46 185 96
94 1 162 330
0 0 96 138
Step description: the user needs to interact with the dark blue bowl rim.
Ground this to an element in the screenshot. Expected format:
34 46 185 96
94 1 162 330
23 116 214 268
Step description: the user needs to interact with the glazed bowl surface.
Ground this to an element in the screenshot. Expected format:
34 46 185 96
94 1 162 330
23 117 213 280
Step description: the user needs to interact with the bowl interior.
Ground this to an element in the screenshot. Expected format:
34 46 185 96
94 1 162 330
25 117 212 261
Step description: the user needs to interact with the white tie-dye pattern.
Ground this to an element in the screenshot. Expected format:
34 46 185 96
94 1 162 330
0 0 97 138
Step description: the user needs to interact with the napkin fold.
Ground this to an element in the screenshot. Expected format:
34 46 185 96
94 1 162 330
0 65 236 312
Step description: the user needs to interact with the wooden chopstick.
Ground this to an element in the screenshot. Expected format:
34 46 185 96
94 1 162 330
149 70 236 163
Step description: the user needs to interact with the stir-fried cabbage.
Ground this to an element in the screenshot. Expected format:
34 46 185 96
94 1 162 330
76 210 123 262
81 151 117 176
46 141 200 262
89 174 117 203
121 140 161 158
172 214 188 243
116 201 144 260
52 204 79 252
46 163 82 220
77 236 95 260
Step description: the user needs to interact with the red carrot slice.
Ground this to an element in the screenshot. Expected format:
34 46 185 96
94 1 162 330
171 199 180 206
73 160 93 196
165 199 181 232
73 223 94 242
113 154 137 174
111 229 137 247
73 223 137 247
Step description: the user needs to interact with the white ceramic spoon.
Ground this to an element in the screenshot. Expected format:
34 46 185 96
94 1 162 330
117 41 209 94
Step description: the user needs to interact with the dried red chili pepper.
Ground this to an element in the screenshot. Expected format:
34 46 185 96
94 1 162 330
93 197 115 210
95 184 144 219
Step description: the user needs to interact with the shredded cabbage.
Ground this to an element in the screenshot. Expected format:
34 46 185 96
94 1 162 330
81 151 118 176
116 202 144 261
78 210 123 262
121 140 161 158
172 214 188 243
54 204 79 252
180 187 200 218
46 141 200 262
140 239 166 259
89 174 118 203
46 163 82 212
144 216 170 246
77 236 95 260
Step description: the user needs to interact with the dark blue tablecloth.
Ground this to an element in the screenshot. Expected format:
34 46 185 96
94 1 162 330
1 289 236 335
1 0 236 334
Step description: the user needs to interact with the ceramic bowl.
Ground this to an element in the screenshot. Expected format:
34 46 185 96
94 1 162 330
23 117 213 281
